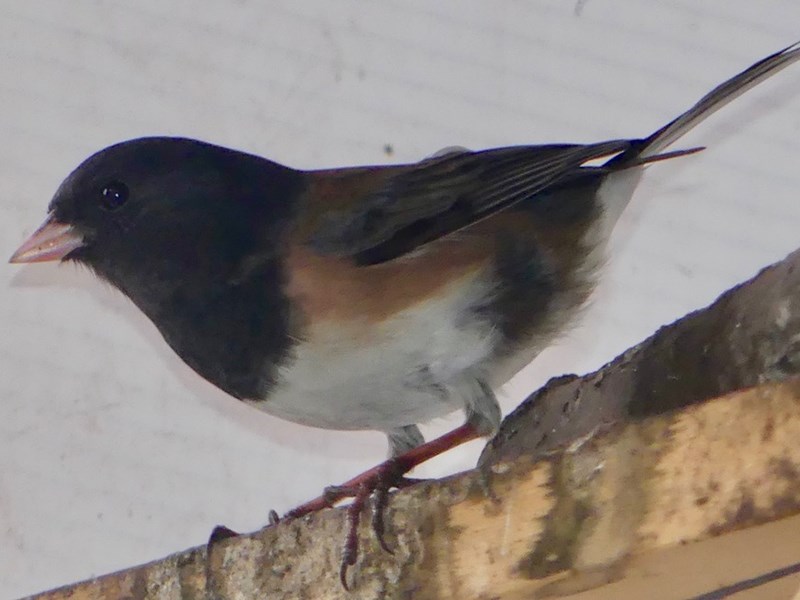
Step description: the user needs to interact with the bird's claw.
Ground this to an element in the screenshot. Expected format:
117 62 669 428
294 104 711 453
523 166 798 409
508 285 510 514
336 477 401 588
282 456 414 589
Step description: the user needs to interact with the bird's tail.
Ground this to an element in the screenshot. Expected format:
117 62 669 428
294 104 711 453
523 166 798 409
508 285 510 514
614 40 800 166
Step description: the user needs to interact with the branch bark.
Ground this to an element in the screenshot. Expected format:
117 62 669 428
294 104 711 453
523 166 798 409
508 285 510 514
25 248 800 600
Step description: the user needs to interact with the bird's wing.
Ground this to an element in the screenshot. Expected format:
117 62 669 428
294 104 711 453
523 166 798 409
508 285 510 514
308 140 631 265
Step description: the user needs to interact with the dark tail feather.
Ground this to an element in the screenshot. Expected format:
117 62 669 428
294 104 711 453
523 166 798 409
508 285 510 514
614 40 800 166
625 146 705 168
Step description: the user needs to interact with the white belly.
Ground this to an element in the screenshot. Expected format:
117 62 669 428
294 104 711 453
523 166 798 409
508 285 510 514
252 167 645 433
250 276 499 432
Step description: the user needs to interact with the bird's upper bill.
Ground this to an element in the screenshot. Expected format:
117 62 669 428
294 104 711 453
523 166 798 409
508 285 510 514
9 214 84 263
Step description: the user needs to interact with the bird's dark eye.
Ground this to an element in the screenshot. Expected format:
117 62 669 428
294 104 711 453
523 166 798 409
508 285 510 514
100 181 129 210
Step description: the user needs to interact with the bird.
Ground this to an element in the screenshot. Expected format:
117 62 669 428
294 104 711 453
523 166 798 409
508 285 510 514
10 41 800 587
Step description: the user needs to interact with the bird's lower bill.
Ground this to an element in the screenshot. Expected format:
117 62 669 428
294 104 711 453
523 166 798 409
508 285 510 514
9 214 84 263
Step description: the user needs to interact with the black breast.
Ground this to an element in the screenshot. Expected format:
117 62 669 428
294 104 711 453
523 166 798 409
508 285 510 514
155 256 296 400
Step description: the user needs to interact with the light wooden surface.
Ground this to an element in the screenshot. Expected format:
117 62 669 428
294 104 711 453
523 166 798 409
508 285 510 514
24 377 800 599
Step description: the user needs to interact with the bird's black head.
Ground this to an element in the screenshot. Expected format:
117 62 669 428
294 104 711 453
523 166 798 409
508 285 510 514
48 138 300 294
12 137 305 399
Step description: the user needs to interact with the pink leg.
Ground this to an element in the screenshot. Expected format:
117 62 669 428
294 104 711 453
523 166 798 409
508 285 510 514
286 421 479 518
283 421 482 588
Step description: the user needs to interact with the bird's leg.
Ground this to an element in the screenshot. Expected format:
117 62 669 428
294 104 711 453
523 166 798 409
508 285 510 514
387 424 425 457
283 420 482 586
285 421 480 518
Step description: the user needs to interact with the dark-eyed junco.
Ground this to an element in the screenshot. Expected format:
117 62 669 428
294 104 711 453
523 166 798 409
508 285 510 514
10 41 800 586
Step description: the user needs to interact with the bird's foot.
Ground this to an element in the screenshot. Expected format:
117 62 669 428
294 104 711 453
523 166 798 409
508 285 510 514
284 456 419 589
282 421 481 588
205 422 480 589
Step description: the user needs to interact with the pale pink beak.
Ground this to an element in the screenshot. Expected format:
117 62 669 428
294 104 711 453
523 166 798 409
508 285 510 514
9 214 84 263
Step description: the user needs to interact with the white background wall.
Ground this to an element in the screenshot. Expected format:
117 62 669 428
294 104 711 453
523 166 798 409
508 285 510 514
2 1 800 597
